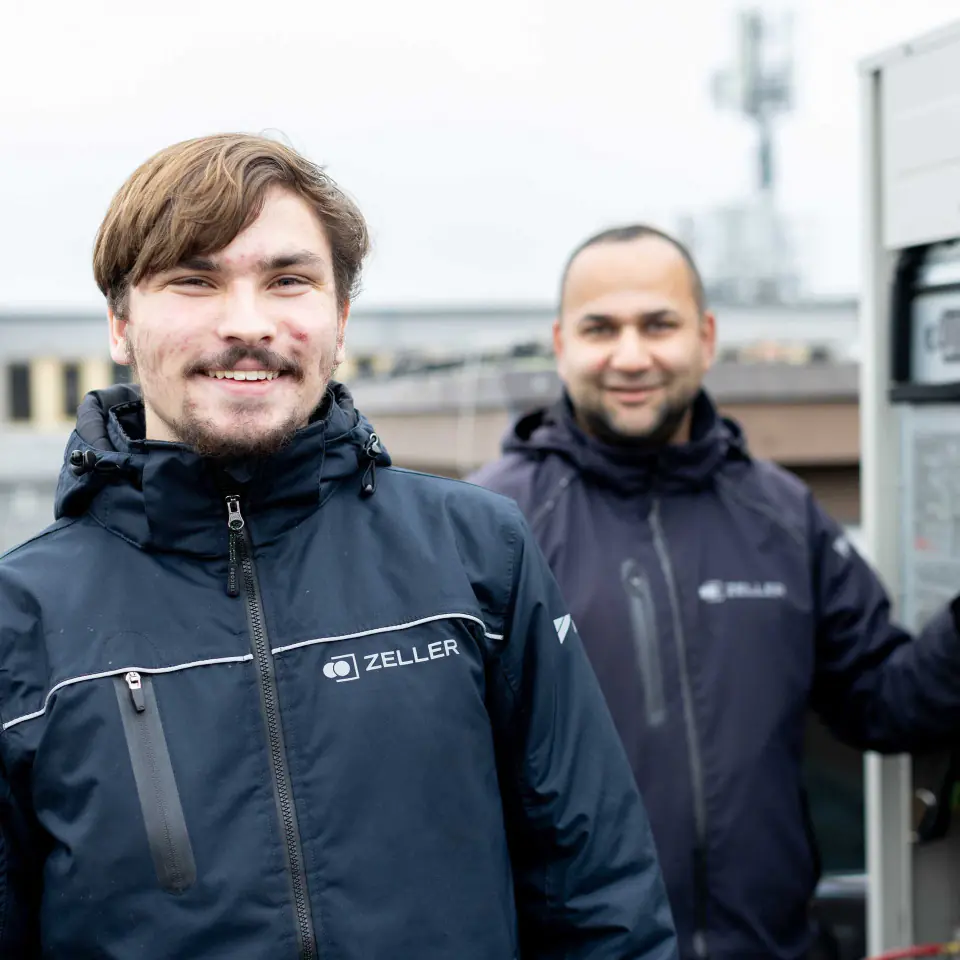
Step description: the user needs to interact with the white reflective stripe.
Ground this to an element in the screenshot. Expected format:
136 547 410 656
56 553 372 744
271 613 501 656
485 632 504 641
2 654 254 732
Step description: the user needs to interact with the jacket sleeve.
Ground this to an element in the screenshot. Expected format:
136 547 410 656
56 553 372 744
810 498 960 754
486 506 678 960
0 758 41 958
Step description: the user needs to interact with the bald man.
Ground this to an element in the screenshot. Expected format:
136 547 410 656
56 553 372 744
472 224 960 960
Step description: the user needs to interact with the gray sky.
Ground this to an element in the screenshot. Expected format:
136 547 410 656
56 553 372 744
2 0 959 311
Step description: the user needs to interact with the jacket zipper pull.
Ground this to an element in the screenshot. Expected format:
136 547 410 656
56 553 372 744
225 496 244 598
125 671 146 713
360 433 381 498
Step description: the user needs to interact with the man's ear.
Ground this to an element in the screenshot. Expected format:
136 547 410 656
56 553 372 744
335 302 351 365
108 306 130 366
552 316 563 361
700 310 717 371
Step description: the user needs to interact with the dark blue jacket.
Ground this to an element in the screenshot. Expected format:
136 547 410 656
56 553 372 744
0 383 678 960
470 391 960 960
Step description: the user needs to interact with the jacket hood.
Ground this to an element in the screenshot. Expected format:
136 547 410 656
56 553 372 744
502 389 747 495
55 381 390 554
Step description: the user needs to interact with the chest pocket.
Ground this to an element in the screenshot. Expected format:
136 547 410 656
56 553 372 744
621 559 666 728
113 671 196 895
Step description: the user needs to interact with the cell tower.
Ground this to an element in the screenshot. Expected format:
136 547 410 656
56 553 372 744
680 8 800 304
712 7 795 197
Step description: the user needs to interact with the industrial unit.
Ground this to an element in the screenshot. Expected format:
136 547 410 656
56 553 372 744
860 17 960 959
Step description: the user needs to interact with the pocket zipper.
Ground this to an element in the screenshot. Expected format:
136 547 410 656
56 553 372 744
115 671 197 895
621 559 667 727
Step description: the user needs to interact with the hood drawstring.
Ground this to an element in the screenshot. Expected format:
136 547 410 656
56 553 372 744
69 450 142 489
360 433 381 498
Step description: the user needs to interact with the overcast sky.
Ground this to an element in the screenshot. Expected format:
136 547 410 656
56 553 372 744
2 0 959 312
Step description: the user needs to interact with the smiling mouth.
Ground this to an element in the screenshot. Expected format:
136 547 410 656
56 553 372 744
606 385 660 396
204 370 282 382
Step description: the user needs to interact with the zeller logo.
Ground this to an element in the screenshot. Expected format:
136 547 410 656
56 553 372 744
698 580 786 604
323 640 461 682
323 653 359 682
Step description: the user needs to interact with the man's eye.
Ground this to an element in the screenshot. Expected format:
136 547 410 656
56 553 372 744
274 276 308 288
647 319 677 332
172 277 211 288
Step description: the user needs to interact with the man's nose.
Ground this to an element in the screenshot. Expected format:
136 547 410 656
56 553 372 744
216 287 278 343
610 328 653 371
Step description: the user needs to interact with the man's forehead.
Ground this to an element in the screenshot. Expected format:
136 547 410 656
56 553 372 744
195 189 330 267
564 237 696 309
566 287 681 321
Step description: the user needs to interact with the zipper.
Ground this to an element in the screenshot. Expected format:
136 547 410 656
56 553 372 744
114 671 196 895
649 499 709 959
225 495 318 960
620 559 667 727
359 433 381 497
226 496 243 597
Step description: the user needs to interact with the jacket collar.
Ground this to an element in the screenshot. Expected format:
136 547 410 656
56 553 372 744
55 382 389 556
503 389 748 496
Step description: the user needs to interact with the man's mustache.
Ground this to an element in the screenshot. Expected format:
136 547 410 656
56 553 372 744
186 346 303 379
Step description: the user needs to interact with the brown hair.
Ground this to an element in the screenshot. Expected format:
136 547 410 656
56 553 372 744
93 133 370 317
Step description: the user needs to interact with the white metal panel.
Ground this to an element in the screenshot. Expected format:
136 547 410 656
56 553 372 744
866 755 914 952
859 19 960 74
881 29 960 248
863 19 960 953
897 406 960 944
860 63 915 954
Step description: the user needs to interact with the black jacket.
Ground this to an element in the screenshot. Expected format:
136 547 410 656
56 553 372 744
471 391 960 960
0 383 677 960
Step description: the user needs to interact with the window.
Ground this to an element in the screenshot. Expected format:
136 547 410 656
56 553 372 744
8 364 31 422
112 361 132 385
62 362 81 417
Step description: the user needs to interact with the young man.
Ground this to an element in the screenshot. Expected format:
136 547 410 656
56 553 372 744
0 139 677 960
471 225 960 960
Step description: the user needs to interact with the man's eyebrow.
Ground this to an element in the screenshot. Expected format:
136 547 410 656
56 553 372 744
637 309 680 322
176 255 220 272
257 251 327 273
578 309 679 324
171 251 328 274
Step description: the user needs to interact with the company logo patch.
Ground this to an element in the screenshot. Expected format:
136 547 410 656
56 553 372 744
554 614 573 644
322 640 460 682
698 580 786 604
322 653 359 682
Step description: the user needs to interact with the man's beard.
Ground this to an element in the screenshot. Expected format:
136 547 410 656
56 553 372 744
127 339 337 460
579 385 697 449
166 404 306 460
